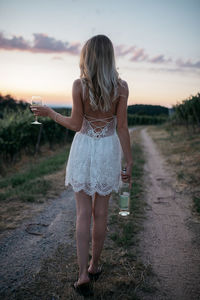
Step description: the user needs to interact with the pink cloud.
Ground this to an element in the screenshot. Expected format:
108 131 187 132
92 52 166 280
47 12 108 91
32 33 80 54
130 48 149 62
0 32 29 51
1 32 199 70
114 45 136 56
0 32 81 55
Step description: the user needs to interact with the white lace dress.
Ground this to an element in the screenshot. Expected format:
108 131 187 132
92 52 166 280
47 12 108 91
65 114 122 196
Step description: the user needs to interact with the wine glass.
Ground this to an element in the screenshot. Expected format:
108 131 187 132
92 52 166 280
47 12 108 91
31 96 42 124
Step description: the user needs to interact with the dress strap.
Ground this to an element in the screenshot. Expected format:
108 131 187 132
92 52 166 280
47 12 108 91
84 114 116 122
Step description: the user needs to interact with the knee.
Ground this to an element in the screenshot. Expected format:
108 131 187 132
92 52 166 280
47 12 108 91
77 209 92 222
93 209 107 221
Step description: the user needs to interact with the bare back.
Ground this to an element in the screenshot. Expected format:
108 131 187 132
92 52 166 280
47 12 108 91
81 81 119 116
80 79 128 132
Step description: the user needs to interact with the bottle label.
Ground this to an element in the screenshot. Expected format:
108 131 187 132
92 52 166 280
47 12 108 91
123 192 129 196
119 194 129 209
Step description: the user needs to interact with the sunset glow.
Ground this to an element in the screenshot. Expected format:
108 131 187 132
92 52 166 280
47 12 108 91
0 0 199 108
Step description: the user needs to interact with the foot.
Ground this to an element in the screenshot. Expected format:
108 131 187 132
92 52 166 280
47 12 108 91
88 262 102 281
88 260 100 274
88 265 102 274
76 275 90 286
73 280 93 297
73 280 90 288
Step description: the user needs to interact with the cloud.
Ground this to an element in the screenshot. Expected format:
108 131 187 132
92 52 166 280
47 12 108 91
148 54 172 64
114 45 136 56
0 32 81 55
1 32 199 70
175 58 200 69
32 33 80 54
0 32 29 50
130 48 149 62
115 45 149 62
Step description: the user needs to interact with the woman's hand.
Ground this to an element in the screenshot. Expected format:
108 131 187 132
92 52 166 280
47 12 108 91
121 163 133 189
30 104 52 117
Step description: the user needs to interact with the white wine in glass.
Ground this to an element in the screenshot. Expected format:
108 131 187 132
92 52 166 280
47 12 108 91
31 96 42 124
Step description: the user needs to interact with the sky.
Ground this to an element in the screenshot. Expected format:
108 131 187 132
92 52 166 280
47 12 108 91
0 0 200 108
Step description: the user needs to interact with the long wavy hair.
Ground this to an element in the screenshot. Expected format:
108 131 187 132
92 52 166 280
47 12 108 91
79 35 119 112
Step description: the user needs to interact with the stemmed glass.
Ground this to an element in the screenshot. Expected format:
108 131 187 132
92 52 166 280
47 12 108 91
31 96 42 124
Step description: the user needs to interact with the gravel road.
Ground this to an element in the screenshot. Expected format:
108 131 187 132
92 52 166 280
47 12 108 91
137 128 200 300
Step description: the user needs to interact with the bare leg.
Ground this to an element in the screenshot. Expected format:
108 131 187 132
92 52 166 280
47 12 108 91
88 192 111 273
75 190 92 284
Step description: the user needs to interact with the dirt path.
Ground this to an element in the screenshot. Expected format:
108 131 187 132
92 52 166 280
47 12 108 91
137 128 200 300
0 187 76 296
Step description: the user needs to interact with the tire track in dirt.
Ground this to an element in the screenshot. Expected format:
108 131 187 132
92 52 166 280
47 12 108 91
137 128 200 300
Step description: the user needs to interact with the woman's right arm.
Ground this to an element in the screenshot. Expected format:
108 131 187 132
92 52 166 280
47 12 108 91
116 80 133 187
48 79 84 131
31 79 84 132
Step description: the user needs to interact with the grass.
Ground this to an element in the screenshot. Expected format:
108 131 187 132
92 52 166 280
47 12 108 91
0 145 70 202
109 156 145 248
194 196 200 213
0 143 71 233
147 123 200 215
109 132 146 247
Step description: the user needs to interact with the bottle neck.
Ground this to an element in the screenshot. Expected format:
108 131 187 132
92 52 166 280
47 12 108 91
122 167 126 174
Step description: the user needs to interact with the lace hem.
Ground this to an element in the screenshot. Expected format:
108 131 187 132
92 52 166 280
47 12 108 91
65 181 119 196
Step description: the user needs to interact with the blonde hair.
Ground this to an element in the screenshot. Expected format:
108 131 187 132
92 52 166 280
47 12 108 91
79 35 119 112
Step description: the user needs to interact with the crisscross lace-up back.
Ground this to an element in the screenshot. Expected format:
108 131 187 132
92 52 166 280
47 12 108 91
80 115 117 139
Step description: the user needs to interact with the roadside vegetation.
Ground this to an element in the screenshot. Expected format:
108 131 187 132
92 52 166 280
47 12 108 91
0 144 70 233
170 92 200 132
146 92 200 215
147 123 200 215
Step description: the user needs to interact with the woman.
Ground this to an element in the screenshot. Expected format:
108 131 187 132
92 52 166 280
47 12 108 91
31 34 133 296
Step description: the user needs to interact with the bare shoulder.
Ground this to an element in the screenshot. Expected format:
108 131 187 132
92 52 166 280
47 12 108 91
73 78 82 91
118 79 129 98
72 79 83 101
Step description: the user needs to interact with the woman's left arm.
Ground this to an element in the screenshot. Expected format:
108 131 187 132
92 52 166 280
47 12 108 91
30 79 84 132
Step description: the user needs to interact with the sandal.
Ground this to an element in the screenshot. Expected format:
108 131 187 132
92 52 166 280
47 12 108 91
88 266 102 281
72 281 94 297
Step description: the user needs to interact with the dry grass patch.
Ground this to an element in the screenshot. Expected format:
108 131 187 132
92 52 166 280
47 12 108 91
147 124 200 214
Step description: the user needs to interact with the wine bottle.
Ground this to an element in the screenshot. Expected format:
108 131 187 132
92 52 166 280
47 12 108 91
119 167 130 216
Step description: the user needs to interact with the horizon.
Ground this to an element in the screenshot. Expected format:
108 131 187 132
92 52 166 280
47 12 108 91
1 94 172 109
0 0 199 107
